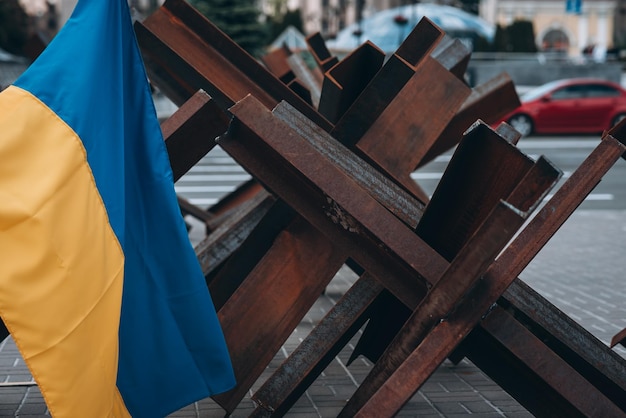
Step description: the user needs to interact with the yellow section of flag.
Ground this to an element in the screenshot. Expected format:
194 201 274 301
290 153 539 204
0 86 130 417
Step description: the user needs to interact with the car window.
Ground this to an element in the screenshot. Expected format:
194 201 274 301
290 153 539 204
550 85 586 100
521 80 566 101
585 84 621 97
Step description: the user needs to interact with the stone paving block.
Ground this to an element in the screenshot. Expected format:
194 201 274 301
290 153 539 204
433 401 471 414
462 400 501 413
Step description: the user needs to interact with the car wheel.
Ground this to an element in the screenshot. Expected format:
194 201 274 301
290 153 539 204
611 113 626 128
508 114 533 137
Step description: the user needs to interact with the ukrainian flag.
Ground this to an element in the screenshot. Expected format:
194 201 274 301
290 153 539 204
0 0 235 416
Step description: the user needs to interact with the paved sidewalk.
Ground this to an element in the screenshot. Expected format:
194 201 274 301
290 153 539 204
0 210 625 417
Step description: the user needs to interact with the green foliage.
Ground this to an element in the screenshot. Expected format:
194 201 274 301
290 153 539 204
493 24 509 51
188 0 268 57
490 19 537 53
268 8 304 41
458 0 480 15
0 0 29 55
472 35 492 52
507 20 537 52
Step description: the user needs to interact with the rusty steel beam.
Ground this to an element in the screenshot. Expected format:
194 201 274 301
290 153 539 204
305 32 339 73
475 307 624 418
260 45 296 84
273 101 425 228
287 52 323 108
432 36 471 81
204 180 262 223
354 56 470 193
350 128 556 365
206 198 295 310
222 95 451 305
212 217 347 412
193 189 275 280
219 97 556 417
161 89 227 181
345 200 528 417
419 73 520 168
340 136 560 417
317 41 385 124
135 0 332 131
500 281 626 411
251 273 384 417
395 17 447 66
330 18 445 148
349 136 626 416
416 120 535 261
223 94 624 414
611 328 626 348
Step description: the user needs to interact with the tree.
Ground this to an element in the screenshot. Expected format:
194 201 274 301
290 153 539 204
268 8 304 41
458 0 480 15
0 0 29 55
507 20 537 52
188 0 268 57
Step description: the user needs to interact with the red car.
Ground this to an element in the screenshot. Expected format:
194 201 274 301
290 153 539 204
501 78 626 136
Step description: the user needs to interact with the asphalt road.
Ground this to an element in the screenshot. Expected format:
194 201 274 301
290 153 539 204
176 134 626 213
413 134 626 210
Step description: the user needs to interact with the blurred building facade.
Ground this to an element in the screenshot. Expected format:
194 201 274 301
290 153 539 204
18 0 626 59
480 0 617 58
19 0 164 28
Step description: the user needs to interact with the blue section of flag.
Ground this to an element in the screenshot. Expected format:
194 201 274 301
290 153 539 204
15 0 235 416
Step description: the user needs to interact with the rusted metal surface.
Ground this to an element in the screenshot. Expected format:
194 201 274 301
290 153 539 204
432 36 471 80
611 328 626 348
394 17 446 66
205 180 262 223
286 52 323 108
207 198 295 310
419 73 521 168
305 32 339 73
349 137 626 417
220 98 624 418
502 280 626 411
222 95 452 306
128 4 626 416
212 217 347 412
317 42 384 124
346 200 529 418
340 126 561 417
416 122 535 261
272 101 425 228
135 0 331 130
192 189 274 281
251 273 384 417
330 18 444 148
218 95 620 418
161 89 227 181
177 196 216 227
475 307 624 418
219 96 620 418
352 154 561 366
285 78 313 105
260 45 295 84
354 56 470 190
